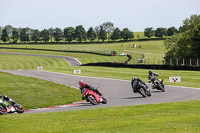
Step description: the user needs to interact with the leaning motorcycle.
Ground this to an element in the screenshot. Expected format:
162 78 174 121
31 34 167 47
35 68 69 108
82 88 107 105
132 81 151 98
0 99 24 115
137 83 151 98
153 78 165 92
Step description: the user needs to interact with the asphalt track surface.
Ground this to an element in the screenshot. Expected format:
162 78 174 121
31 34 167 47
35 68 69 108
2 70 200 114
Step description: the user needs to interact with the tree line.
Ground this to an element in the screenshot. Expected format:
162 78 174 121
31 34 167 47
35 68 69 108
0 21 178 44
164 14 200 60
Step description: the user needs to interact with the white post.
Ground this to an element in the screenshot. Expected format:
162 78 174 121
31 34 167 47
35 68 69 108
190 58 192 66
197 58 199 66
183 58 184 66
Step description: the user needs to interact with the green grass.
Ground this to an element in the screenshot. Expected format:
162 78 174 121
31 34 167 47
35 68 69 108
134 32 145 39
0 71 81 109
0 54 70 70
0 40 165 64
46 66 200 88
0 51 199 88
0 100 200 133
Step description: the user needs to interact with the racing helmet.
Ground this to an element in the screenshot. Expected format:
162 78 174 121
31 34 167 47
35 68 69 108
79 80 85 88
149 70 152 75
3 95 9 101
132 76 137 81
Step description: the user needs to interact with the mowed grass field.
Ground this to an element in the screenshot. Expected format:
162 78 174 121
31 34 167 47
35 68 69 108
0 40 200 132
0 40 165 64
0 52 199 88
0 100 200 133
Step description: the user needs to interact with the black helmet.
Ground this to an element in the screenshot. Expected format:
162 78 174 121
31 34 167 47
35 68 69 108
3 95 9 100
149 70 152 74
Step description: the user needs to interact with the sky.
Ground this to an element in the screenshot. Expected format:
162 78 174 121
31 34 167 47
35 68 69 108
0 0 200 32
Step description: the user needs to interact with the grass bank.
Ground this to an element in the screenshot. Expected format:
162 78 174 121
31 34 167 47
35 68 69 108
0 100 200 133
46 66 200 88
0 40 164 64
0 71 81 109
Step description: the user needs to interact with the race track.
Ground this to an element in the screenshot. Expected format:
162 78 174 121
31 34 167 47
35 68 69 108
2 70 200 114
0 52 81 66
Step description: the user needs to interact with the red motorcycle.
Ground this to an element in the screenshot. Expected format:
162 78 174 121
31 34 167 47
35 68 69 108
82 88 107 105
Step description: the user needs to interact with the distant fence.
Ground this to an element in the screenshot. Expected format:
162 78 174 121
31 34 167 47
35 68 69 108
118 57 200 67
82 62 200 71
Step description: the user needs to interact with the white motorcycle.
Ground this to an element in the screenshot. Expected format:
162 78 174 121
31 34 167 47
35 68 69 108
0 99 24 114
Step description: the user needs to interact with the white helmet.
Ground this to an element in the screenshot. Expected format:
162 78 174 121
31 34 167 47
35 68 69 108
132 76 137 80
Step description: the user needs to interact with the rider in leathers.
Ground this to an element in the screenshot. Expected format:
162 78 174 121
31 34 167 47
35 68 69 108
148 70 159 89
131 76 148 93
0 94 16 105
79 80 102 100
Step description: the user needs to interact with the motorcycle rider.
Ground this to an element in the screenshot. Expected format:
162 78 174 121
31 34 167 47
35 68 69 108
148 70 159 89
131 76 149 93
0 94 16 105
78 80 103 100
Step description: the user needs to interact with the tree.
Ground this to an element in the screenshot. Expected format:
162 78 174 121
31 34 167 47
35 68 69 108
20 28 29 43
144 27 154 38
94 25 100 42
1 28 8 43
0 26 3 39
0 26 2 42
87 27 96 42
54 28 63 43
41 29 49 43
12 28 19 43
5 25 13 43
164 14 200 61
75 25 87 42
111 28 121 41
48 27 54 43
102 22 114 41
31 29 41 43
63 27 75 43
99 25 107 42
155 28 167 38
167 27 178 36
121 28 134 41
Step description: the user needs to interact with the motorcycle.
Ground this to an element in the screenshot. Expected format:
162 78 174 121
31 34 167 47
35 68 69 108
132 81 151 98
153 78 165 92
0 99 24 115
81 88 107 105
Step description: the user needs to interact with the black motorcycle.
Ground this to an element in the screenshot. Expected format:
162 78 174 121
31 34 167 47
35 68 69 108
132 81 151 98
153 78 165 92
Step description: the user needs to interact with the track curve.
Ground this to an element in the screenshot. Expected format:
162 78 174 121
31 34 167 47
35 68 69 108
2 70 200 114
0 52 81 66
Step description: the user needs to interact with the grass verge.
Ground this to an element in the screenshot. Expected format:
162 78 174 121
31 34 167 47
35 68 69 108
46 66 200 88
0 100 200 133
0 71 81 109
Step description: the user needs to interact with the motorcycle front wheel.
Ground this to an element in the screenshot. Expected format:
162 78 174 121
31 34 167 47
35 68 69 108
14 104 24 113
87 95 98 105
138 88 147 98
102 97 107 104
158 82 165 92
0 105 7 115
